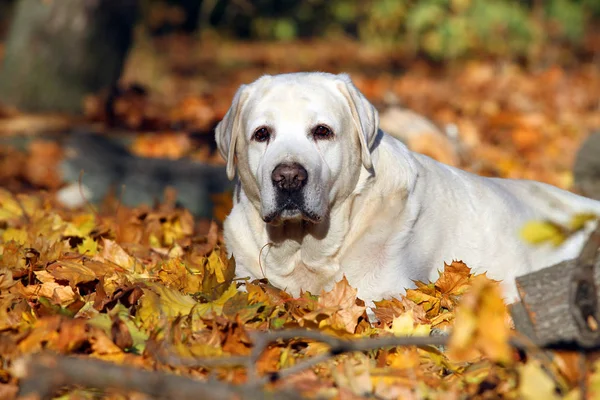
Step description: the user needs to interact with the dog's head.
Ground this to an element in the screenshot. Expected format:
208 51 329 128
215 72 379 225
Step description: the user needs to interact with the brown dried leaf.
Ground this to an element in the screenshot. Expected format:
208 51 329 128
373 297 429 327
47 261 97 287
314 276 366 334
100 239 137 272
111 314 134 351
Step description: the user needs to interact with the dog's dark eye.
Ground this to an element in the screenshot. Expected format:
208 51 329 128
313 125 333 140
253 127 271 142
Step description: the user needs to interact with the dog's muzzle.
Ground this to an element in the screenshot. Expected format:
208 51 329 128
264 162 311 222
271 162 308 192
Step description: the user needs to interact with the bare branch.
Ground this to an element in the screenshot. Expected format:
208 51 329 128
14 353 246 400
248 329 450 384
13 329 551 399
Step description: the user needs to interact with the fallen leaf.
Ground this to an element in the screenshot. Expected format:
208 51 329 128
447 276 511 364
385 311 431 337
373 297 429 327
100 239 138 272
520 220 566 246
312 276 367 334
518 361 560 400
47 261 97 287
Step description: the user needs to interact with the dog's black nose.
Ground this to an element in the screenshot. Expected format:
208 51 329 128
271 163 308 191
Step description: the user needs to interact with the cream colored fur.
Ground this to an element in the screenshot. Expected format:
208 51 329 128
215 72 600 304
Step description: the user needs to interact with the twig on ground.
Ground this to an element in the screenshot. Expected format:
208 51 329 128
14 328 566 399
155 349 249 368
160 328 549 384
247 329 449 384
13 353 247 400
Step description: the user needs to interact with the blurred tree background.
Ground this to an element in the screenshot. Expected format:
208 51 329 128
135 0 600 58
1 0 599 71
164 0 600 61
0 0 137 113
1 0 599 114
2 4 600 399
0 0 599 193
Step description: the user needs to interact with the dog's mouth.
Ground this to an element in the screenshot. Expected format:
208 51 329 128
263 198 322 224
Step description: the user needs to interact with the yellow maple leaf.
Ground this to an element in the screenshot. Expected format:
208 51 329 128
149 233 161 248
0 189 39 222
385 311 431 337
194 282 238 316
435 261 473 309
158 257 203 294
518 361 560 400
198 247 236 299
406 288 441 318
136 282 198 331
520 220 565 246
162 218 184 246
429 311 454 329
435 261 471 294
174 341 223 359
18 279 76 307
77 236 98 256
71 213 97 235
387 347 420 369
246 281 270 304
63 213 96 237
2 227 28 245
206 249 226 283
569 212 598 231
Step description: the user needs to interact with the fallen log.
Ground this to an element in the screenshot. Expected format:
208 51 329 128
511 224 600 349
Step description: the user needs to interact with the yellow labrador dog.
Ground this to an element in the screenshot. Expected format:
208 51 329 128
215 72 600 304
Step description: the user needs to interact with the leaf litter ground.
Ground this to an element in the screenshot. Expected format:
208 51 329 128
1 187 599 399
1 37 600 399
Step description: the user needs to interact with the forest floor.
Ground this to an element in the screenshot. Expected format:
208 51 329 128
1 35 600 399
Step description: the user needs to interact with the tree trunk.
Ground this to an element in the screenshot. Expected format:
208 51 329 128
0 0 137 114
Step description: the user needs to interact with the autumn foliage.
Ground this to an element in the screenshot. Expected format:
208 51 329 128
0 30 600 398
0 186 598 399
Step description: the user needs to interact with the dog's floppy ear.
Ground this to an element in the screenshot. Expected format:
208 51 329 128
336 73 379 170
215 84 251 180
